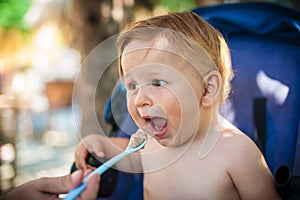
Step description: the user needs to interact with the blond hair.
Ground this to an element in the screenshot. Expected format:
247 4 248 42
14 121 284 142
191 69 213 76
117 11 233 102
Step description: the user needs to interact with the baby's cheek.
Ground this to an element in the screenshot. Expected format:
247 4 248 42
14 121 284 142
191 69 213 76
126 94 135 110
126 100 140 123
127 105 136 119
164 100 180 125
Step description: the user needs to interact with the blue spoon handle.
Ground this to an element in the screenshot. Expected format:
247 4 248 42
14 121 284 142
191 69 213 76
63 183 86 200
63 150 131 200
83 150 131 183
63 138 146 200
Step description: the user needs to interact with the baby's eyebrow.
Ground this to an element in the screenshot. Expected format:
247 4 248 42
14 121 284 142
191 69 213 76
123 68 163 78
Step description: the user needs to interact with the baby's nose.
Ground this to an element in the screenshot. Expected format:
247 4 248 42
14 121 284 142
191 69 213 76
135 85 153 107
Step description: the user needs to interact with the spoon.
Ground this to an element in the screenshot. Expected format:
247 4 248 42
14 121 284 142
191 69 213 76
63 130 147 200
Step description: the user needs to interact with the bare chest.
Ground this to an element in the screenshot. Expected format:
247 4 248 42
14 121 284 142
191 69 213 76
143 155 240 200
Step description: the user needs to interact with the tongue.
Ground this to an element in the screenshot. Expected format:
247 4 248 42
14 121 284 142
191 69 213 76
151 117 167 132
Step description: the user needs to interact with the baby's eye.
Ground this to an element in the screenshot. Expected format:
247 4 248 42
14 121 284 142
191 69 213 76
152 80 167 87
127 82 139 90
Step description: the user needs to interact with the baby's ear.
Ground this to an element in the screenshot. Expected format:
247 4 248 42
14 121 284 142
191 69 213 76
201 71 222 107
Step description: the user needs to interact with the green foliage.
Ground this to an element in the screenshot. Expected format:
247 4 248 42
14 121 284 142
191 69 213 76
155 0 196 12
0 0 32 32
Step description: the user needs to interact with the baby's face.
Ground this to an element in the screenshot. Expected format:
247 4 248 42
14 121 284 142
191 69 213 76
121 40 205 146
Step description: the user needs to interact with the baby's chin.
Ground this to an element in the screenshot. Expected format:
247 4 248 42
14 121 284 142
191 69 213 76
156 133 193 148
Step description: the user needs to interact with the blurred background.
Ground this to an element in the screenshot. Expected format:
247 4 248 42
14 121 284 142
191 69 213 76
0 0 299 194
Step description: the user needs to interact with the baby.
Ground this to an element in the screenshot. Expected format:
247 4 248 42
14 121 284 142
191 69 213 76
75 11 280 199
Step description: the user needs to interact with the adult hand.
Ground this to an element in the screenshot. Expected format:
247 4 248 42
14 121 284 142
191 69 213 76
0 170 100 200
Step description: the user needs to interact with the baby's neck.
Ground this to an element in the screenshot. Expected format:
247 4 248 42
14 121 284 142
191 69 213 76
192 111 224 159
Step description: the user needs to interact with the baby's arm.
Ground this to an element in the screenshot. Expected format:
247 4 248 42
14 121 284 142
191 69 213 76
227 133 281 200
75 134 129 171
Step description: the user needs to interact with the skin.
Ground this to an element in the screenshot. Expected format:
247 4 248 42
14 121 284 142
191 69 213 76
75 39 281 199
76 136 130 171
0 170 100 200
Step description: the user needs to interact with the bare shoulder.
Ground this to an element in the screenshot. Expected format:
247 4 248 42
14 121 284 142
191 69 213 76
216 121 280 199
217 122 266 173
219 126 260 158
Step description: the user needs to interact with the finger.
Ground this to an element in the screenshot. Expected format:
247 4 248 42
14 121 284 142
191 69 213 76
90 143 105 158
80 174 100 200
75 144 89 170
76 153 88 170
83 169 92 177
87 165 96 171
70 170 84 188
37 171 82 195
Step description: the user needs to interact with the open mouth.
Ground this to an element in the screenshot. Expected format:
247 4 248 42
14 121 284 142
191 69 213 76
144 116 168 138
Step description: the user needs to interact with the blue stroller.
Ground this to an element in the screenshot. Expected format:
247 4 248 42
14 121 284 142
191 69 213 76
73 2 300 199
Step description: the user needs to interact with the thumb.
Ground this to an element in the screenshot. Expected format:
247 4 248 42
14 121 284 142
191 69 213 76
91 144 105 158
38 170 83 194
70 170 84 188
